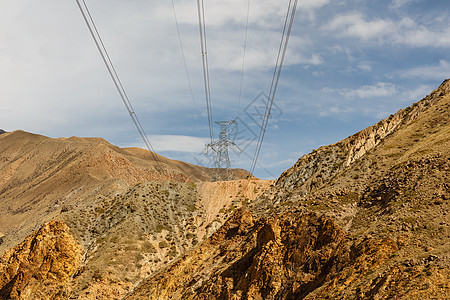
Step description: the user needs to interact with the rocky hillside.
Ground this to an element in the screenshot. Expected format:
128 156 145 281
0 131 252 254
127 80 449 299
270 79 450 199
0 129 6 135
0 131 271 299
0 178 270 299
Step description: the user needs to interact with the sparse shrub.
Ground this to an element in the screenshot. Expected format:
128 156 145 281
125 245 138 251
155 224 164 233
167 249 178 258
142 241 156 253
159 240 168 248
186 204 196 212
135 253 144 261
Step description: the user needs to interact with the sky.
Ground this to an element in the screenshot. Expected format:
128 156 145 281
1 0 449 179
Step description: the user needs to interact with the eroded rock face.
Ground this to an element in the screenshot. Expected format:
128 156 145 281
0 221 84 299
196 212 345 299
128 210 347 299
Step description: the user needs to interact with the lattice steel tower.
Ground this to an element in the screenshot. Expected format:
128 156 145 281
207 120 239 181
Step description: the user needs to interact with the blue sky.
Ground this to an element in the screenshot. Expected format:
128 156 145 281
1 0 449 179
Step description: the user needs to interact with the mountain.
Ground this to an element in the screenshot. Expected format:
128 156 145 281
0 131 253 254
0 130 6 135
0 80 449 299
0 131 270 299
128 79 450 299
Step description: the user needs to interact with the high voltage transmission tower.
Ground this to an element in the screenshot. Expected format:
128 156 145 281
207 120 240 181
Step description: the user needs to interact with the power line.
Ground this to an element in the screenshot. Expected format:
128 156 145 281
250 0 299 174
236 0 252 118
75 0 162 167
171 0 200 118
196 0 214 144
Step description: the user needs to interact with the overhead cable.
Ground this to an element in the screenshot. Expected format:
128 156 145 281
75 0 162 167
250 0 299 174
196 0 214 144
171 0 200 118
236 0 252 118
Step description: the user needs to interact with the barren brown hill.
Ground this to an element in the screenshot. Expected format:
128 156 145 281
0 131 252 254
128 80 449 299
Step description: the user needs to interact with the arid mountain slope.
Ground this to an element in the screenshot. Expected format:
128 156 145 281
128 80 449 299
269 78 450 201
0 131 250 254
0 178 271 299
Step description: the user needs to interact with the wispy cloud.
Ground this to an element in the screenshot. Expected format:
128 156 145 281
325 13 394 42
401 60 450 80
400 84 433 102
324 12 450 47
324 83 398 100
145 135 210 153
389 0 418 9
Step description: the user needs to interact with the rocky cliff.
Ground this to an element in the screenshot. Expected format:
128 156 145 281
0 221 83 299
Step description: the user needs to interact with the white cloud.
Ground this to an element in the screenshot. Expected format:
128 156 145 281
324 13 450 47
318 106 356 117
326 13 394 41
389 0 417 9
298 0 330 21
401 60 450 80
324 83 398 100
135 135 210 153
401 84 433 102
357 63 372 72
